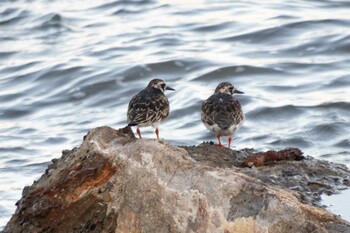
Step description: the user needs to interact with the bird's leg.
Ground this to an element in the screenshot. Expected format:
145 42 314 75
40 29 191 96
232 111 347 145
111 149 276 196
136 128 142 139
228 136 232 148
217 135 223 147
155 128 159 142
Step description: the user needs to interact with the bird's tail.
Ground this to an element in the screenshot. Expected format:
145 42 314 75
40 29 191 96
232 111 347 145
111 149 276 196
128 120 138 127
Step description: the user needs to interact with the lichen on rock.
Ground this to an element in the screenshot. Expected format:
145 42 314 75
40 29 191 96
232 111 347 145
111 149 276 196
4 126 350 233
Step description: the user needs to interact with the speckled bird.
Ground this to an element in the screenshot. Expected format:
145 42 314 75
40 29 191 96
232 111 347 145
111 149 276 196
127 79 175 140
201 82 244 148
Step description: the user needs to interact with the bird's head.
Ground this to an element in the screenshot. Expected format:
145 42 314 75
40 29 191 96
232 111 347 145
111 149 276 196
148 79 175 93
214 82 244 95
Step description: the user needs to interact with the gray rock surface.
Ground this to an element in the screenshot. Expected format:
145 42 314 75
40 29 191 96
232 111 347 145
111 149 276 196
4 126 350 233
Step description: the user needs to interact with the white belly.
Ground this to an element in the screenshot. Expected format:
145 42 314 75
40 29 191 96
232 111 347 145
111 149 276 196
203 120 244 137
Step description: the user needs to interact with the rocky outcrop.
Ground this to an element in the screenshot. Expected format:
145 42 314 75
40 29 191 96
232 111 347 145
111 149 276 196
4 126 350 233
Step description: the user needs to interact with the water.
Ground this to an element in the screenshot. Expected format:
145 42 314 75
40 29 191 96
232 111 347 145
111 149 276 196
323 189 350 222
1 0 350 228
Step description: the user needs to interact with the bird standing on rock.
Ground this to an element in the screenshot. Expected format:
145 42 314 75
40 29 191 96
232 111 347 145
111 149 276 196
201 82 244 148
127 79 175 140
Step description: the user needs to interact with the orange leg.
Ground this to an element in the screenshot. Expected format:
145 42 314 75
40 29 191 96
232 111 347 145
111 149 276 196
136 128 142 139
217 135 223 147
228 136 232 148
155 128 159 141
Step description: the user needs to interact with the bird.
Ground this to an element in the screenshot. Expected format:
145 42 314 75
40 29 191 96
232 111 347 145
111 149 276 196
127 79 175 141
201 82 244 148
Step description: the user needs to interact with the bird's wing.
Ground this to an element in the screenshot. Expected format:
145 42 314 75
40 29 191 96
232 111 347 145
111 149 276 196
201 94 243 130
201 99 215 126
127 91 169 125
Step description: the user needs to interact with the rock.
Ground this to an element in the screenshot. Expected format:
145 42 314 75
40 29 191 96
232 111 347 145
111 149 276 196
182 144 350 208
3 126 350 233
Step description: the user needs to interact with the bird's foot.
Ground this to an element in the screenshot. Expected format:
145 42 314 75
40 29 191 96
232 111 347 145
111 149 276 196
155 128 160 142
136 128 142 139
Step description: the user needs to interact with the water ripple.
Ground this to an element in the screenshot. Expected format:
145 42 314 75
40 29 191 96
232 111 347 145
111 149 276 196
194 65 285 82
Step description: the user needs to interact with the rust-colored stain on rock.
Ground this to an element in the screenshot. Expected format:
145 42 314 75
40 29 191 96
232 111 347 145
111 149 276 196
18 151 115 227
65 157 115 202
242 147 304 167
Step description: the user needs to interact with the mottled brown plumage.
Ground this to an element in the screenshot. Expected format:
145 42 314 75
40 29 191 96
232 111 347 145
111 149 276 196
127 79 174 140
201 82 244 148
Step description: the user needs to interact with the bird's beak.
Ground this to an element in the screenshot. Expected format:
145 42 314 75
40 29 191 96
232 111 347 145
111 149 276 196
166 86 175 91
234 89 244 94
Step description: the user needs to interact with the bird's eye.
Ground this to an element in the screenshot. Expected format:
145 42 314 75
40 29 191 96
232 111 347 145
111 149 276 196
161 83 166 89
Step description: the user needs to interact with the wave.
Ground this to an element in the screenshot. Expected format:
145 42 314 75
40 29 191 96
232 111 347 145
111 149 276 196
0 8 29 26
193 65 285 82
217 19 350 44
246 105 304 121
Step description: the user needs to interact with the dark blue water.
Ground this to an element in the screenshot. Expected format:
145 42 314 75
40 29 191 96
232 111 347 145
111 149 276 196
1 0 350 228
